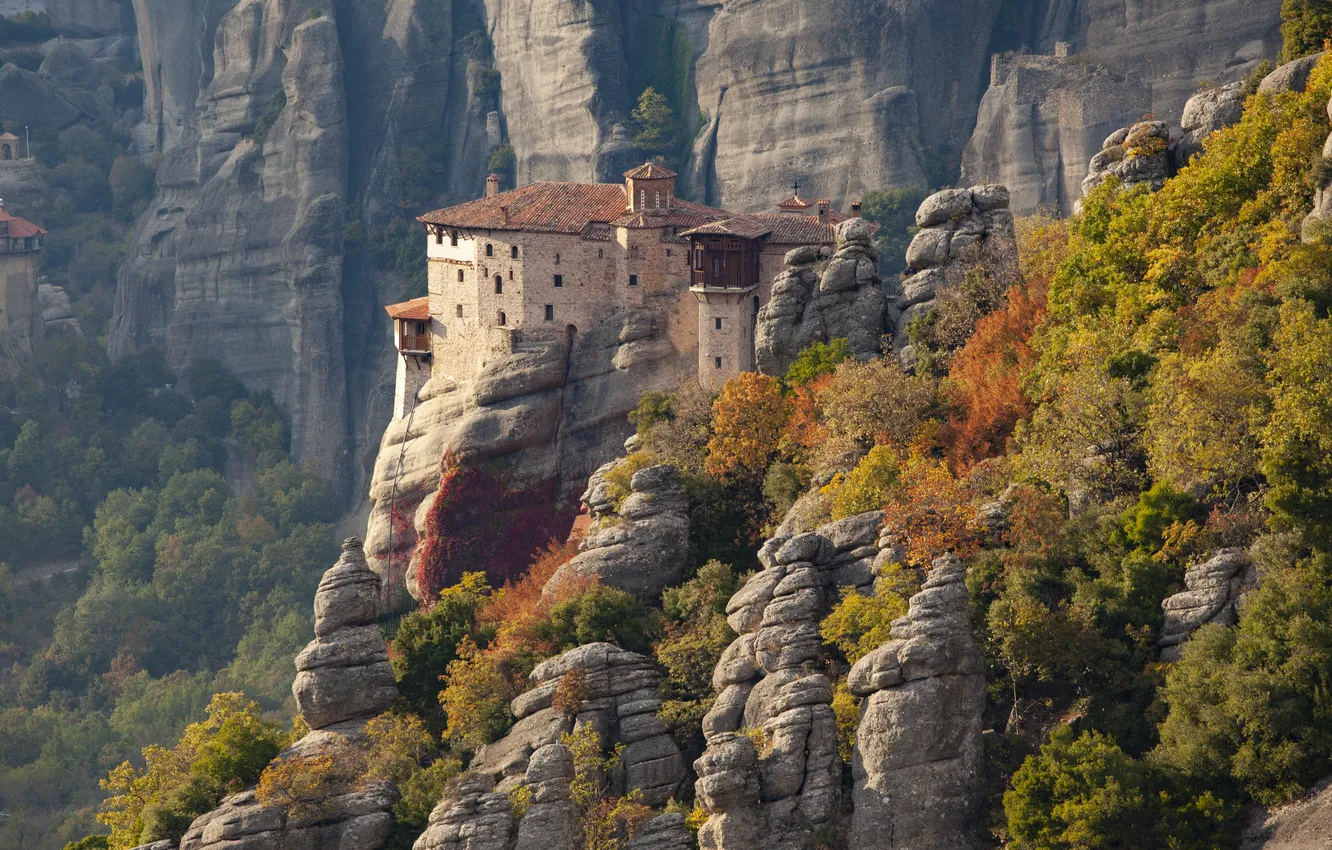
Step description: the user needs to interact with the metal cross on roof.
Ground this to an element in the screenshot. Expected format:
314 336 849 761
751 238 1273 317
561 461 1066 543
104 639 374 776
791 181 801 195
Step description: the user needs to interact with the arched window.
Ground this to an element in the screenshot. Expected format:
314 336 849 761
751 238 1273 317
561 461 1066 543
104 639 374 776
555 253 560 265
1 144 11 161
486 244 493 257
498 311 506 326
495 275 503 294
511 245 519 259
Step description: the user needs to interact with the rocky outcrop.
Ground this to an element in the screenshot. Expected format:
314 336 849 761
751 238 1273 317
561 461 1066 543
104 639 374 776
293 538 396 730
414 642 687 850
1175 81 1247 168
1159 548 1257 662
1077 120 1171 211
962 53 1151 215
176 779 397 850
847 553 986 850
113 8 350 489
38 40 117 123
1242 776 1332 850
694 511 883 850
46 0 135 38
39 283 81 332
1259 53 1324 96
0 62 92 131
892 185 1017 370
548 458 690 601
365 308 693 600
754 217 887 378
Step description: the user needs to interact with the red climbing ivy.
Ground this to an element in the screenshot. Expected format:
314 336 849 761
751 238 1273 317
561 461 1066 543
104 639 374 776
414 452 575 602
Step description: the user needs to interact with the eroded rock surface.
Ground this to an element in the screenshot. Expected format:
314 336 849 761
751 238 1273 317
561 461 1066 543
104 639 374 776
1159 548 1257 662
548 458 690 601
365 308 693 601
177 780 397 850
892 185 1017 370
1077 120 1171 211
113 8 350 489
695 511 884 850
293 537 396 730
1175 81 1247 168
847 553 986 850
415 642 687 850
755 218 886 378
962 54 1151 215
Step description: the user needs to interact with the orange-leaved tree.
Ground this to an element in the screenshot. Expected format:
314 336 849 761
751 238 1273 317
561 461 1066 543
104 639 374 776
882 448 981 568
705 373 789 483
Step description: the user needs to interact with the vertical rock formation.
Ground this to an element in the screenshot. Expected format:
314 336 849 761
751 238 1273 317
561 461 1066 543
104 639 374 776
548 458 690 601
365 309 692 598
113 6 350 488
847 553 986 850
961 53 1151 215
413 642 688 850
687 0 1002 209
1077 120 1171 211
1159 548 1257 662
893 185 1017 370
176 780 398 850
695 512 884 850
293 537 397 730
754 218 886 378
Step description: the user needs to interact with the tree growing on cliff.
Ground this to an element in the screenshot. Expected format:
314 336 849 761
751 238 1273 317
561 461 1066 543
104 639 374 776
631 87 681 161
1280 0 1332 61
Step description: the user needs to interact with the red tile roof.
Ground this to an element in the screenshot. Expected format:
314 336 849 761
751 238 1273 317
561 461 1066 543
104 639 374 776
385 297 431 321
421 182 730 236
420 183 630 234
683 212 859 246
624 162 677 179
683 216 775 240
0 206 46 240
777 195 815 210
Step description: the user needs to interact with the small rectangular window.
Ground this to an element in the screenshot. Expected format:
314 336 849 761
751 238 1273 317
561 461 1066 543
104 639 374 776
457 269 464 282
450 232 458 247
554 274 563 288
544 304 554 321
714 357 722 369
715 317 723 330
456 305 463 318
555 253 561 265
435 230 443 245
666 249 672 257
629 274 638 287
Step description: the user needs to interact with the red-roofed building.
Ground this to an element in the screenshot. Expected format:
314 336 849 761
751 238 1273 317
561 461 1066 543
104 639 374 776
391 163 859 412
384 297 432 420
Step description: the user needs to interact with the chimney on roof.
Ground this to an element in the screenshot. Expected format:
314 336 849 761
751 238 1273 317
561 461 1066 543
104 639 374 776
486 174 500 198
817 199 830 220
851 200 862 218
500 205 510 225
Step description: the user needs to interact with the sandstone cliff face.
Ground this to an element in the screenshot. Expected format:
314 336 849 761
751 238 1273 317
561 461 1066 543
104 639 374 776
755 218 886 378
687 0 1001 210
413 642 689 850
847 553 986 850
112 6 351 486
696 511 883 850
364 308 694 598
961 56 1150 215
963 0 1281 214
549 458 691 601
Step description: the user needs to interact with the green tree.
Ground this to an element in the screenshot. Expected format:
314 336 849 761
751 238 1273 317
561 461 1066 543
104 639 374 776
1281 0 1332 61
784 338 852 387
390 573 491 731
1005 727 1233 850
631 87 680 160
859 186 928 274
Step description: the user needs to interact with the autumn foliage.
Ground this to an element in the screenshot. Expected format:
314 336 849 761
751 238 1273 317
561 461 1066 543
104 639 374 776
415 453 576 601
705 373 788 482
